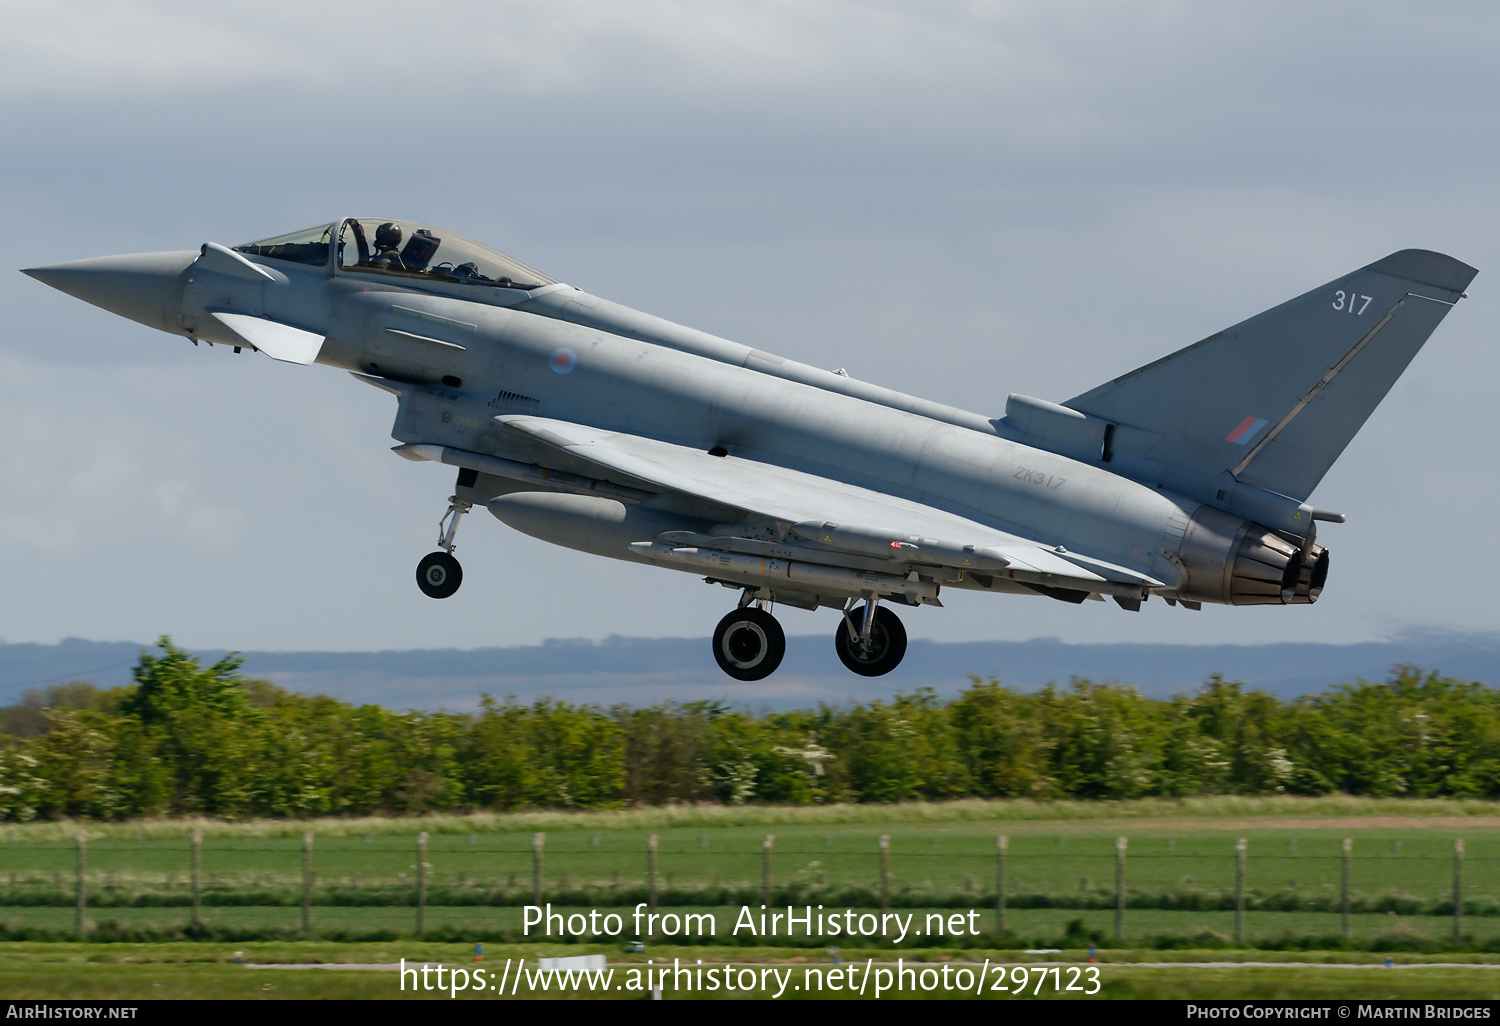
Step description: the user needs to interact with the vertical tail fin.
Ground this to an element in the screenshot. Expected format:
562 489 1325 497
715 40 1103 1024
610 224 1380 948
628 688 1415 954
1064 250 1477 501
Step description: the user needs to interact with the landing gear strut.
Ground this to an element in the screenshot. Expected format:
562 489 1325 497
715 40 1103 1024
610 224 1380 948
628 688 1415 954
415 495 470 599
834 598 907 676
711 600 786 681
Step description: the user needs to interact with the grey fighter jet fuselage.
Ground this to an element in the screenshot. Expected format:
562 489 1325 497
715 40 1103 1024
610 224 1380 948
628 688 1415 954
22 219 1478 679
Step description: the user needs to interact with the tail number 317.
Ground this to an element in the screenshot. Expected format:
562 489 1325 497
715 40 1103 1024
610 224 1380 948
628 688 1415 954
1333 290 1372 314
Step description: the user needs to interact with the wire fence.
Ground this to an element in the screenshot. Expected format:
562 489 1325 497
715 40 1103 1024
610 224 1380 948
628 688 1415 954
3 829 1496 944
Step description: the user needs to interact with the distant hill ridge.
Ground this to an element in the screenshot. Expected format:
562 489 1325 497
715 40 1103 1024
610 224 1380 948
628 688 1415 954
2 632 1498 712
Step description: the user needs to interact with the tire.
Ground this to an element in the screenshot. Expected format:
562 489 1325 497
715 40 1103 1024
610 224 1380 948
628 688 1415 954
834 604 908 676
416 551 463 599
711 607 786 681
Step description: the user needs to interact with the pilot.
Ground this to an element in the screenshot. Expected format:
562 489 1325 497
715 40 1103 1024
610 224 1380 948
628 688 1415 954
368 223 405 269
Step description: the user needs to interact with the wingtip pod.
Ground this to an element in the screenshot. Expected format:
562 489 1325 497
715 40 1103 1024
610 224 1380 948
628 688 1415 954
1363 249 1478 294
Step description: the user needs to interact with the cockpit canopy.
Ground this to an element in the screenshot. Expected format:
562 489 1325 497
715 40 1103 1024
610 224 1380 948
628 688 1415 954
233 219 556 292
234 223 333 266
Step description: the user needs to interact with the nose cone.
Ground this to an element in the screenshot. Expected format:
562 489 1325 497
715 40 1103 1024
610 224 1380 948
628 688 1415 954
22 251 198 332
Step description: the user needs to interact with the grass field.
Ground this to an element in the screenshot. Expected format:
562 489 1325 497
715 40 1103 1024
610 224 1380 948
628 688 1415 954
7 795 1500 841
5 905 1499 951
6 797 1500 999
6 827 1485 905
5 804 1494 924
4 941 1500 1000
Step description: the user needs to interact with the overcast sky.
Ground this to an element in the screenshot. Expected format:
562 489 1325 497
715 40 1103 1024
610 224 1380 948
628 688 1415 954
1 1 1496 656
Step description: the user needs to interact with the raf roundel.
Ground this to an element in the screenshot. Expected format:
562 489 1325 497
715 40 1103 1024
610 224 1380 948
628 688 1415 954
1226 415 1269 445
550 347 577 374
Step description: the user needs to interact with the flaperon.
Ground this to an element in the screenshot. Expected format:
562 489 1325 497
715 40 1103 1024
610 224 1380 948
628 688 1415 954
22 220 1477 680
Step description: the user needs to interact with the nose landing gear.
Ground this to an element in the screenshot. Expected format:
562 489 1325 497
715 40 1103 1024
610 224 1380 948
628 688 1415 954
415 495 471 599
711 597 786 681
834 598 907 676
416 551 462 598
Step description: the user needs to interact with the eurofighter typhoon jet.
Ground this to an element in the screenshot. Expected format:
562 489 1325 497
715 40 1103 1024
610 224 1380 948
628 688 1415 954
22 221 1477 680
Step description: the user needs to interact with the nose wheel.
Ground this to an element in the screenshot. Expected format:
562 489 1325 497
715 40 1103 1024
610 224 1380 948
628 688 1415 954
712 605 786 681
835 600 907 676
416 551 463 598
415 495 471 599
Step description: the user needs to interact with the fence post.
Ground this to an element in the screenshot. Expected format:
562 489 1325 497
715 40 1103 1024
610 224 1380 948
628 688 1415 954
1234 838 1247 945
647 834 659 925
1114 837 1127 942
191 829 203 932
416 831 428 939
996 835 1008 935
1454 839 1465 944
532 832 545 907
879 835 890 936
763 835 775 908
302 831 313 935
75 831 86 938
1341 837 1352 940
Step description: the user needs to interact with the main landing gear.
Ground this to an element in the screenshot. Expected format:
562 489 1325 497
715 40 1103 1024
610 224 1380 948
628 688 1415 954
712 597 787 681
709 592 909 680
835 598 908 677
416 495 471 599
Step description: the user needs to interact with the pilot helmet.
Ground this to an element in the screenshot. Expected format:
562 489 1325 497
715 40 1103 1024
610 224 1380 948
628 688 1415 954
375 222 403 249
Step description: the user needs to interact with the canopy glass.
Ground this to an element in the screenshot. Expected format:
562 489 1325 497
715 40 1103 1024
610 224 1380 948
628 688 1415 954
338 219 555 290
234 220 556 292
233 223 333 267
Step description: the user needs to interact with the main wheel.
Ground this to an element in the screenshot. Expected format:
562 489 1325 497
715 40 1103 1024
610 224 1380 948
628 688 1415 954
711 607 786 681
834 604 908 676
416 551 463 599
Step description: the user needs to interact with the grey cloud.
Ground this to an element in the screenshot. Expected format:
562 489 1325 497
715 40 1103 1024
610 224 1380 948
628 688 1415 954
1 2 1496 656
